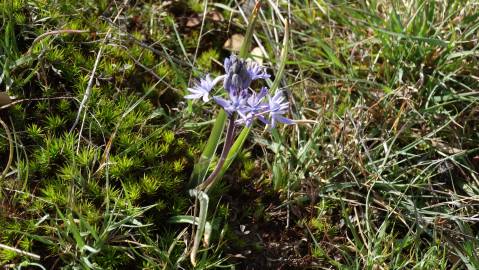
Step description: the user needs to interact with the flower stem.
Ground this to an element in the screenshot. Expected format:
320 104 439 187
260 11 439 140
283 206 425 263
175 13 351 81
197 117 235 192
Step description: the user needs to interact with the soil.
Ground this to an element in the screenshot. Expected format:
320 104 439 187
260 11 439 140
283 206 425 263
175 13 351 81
222 175 322 269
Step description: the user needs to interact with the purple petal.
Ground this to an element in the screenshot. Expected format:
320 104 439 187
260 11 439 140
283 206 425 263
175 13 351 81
224 55 236 73
186 87 203 94
270 117 276 128
246 61 270 80
258 87 268 99
257 115 269 125
213 96 230 108
185 93 202 99
275 115 294 125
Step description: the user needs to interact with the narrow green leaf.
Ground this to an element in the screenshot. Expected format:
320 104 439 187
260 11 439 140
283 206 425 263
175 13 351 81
372 27 448 47
219 126 251 178
67 214 85 249
190 110 226 186
239 1 261 58
168 215 212 246
389 7 404 33
340 200 365 251
316 39 345 70
270 21 290 93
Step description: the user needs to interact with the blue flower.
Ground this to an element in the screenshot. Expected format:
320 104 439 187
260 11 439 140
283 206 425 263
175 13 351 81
213 89 249 119
185 74 215 102
223 55 270 95
223 55 252 94
247 87 268 109
238 87 269 126
223 54 236 73
267 91 293 128
186 55 293 128
246 61 270 80
185 74 224 102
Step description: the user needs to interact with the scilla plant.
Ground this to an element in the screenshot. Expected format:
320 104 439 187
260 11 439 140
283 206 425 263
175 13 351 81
186 54 292 192
170 1 292 266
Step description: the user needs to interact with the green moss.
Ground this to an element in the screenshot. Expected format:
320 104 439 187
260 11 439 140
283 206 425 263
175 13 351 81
197 48 220 70
0 249 17 263
0 1 205 268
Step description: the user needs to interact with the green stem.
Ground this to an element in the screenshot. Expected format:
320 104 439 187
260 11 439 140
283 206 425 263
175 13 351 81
189 110 227 186
196 117 235 192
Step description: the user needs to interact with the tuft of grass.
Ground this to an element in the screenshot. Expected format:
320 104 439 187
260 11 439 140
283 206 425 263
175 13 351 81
237 0 479 268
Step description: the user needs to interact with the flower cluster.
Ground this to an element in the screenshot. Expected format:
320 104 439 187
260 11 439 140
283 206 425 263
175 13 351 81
185 55 293 128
